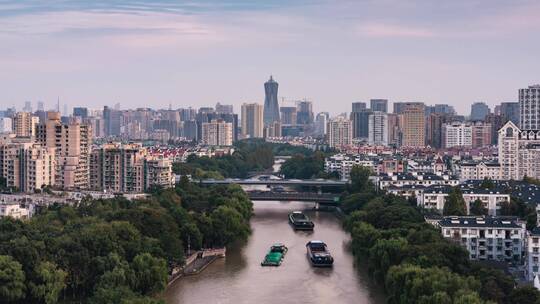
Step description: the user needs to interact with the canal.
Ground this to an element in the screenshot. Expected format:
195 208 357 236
164 200 385 304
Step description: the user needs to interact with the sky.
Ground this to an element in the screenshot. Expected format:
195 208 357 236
1 0 540 116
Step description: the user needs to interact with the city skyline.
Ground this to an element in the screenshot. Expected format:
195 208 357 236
2 1 540 114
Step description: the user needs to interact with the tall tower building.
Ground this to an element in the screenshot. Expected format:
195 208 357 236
370 99 388 113
263 76 280 126
314 112 328 137
327 116 352 148
280 106 297 125
241 103 264 138
499 102 519 125
401 102 425 147
368 111 388 146
350 102 371 139
519 85 540 130
296 100 314 125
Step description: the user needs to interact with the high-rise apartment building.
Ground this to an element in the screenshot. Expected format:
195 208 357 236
387 113 401 146
280 106 297 125
426 113 451 149
443 122 473 148
471 122 492 148
498 121 540 180
401 103 425 147
263 76 280 126
103 106 122 137
351 102 371 139
202 119 233 146
13 112 39 137
519 85 540 130
370 99 388 113
241 103 264 138
73 107 88 118
0 118 12 134
327 117 352 148
352 102 367 112
35 112 92 190
90 143 173 193
470 102 491 121
296 100 314 125
368 111 388 146
0 140 55 193
264 121 282 138
314 112 328 137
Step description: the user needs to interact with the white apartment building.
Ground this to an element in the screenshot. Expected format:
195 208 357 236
498 121 540 180
202 119 233 146
439 216 525 263
327 117 352 148
377 172 459 190
443 122 472 148
459 161 502 181
520 84 540 130
0 203 32 219
419 186 510 215
13 112 39 138
527 228 540 281
368 111 388 146
0 117 12 133
324 154 375 180
241 103 264 138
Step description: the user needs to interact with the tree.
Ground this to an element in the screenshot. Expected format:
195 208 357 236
480 178 494 189
0 255 26 302
443 187 467 216
469 199 487 216
349 165 373 193
30 261 67 304
368 238 409 283
508 286 540 303
132 253 168 296
210 206 250 246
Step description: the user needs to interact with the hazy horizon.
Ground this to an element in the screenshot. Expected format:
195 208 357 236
2 0 540 115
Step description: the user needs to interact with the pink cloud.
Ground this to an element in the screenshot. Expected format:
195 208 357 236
356 23 435 38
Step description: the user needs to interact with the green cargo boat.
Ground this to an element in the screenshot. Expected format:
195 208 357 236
261 243 288 266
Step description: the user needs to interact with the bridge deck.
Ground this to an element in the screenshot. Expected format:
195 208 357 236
199 178 347 187
246 191 340 204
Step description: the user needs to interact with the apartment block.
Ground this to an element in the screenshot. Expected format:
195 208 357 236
202 119 233 146
498 121 540 180
419 186 510 215
13 112 39 137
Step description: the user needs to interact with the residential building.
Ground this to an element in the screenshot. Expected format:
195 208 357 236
351 105 371 139
443 122 472 148
73 107 89 118
314 112 328 137
499 102 519 125
378 172 459 190
352 102 367 112
35 111 92 190
263 76 280 126
201 119 233 146
527 228 540 281
241 103 264 138
419 185 510 215
438 216 525 263
0 141 55 193
327 117 353 148
471 122 492 148
215 103 234 114
498 121 540 180
519 84 540 130
0 117 12 133
0 203 32 219
427 113 451 149
485 113 505 145
324 154 376 180
401 102 425 147
13 112 39 137
387 113 401 146
264 121 282 138
368 111 388 146
459 162 502 181
296 100 314 125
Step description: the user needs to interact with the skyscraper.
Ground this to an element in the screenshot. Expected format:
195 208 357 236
499 102 519 125
327 116 352 148
314 112 328 137
470 102 490 121
352 102 367 112
202 119 233 146
401 102 425 147
215 103 234 114
263 76 280 126
296 100 313 125
280 106 297 125
368 111 388 146
370 99 388 113
241 103 264 138
13 112 39 137
519 85 540 130
351 102 371 139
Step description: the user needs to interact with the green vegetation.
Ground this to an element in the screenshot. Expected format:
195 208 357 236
279 151 338 179
443 187 467 216
343 164 539 304
0 183 252 303
470 199 488 216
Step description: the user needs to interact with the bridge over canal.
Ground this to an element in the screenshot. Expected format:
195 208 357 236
246 191 340 205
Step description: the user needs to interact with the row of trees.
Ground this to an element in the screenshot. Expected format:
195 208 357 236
0 183 253 303
279 151 339 179
343 165 540 304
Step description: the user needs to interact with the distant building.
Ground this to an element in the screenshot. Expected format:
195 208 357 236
471 122 492 148
241 103 264 139
351 102 371 139
296 100 313 125
327 116 352 148
314 112 328 137
352 102 367 112
0 118 12 134
419 186 510 215
526 228 540 281
215 103 234 114
520 85 540 130
485 113 505 145
368 111 388 146
499 102 519 125
459 161 501 181
73 107 89 118
202 119 233 146
401 102 425 147
103 106 122 137
370 99 388 113
264 121 282 138
387 113 401 146
263 76 280 126
470 102 491 121
280 106 297 125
